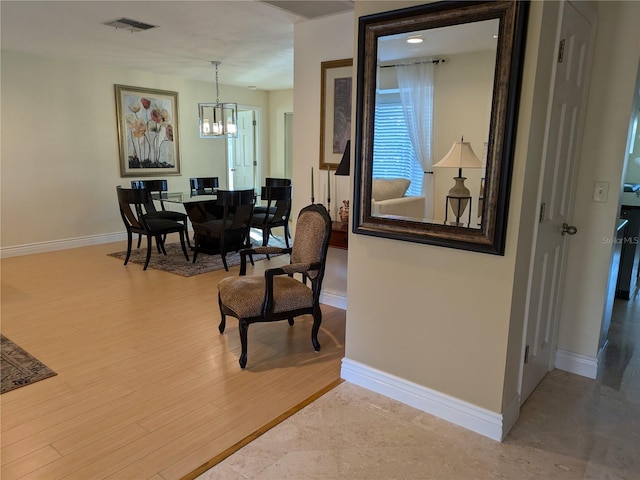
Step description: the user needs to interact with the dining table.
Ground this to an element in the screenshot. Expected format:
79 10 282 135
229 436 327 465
152 189 258 253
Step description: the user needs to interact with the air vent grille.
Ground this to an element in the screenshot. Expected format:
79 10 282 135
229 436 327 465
103 18 157 33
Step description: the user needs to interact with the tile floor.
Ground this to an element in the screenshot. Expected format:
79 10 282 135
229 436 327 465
196 295 639 479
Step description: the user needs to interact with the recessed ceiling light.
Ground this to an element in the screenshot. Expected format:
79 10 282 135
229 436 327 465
407 35 423 44
248 86 257 90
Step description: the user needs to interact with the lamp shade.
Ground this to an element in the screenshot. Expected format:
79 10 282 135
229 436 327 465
335 140 350 176
433 140 482 170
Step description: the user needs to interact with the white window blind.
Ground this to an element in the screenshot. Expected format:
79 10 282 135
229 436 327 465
373 94 423 197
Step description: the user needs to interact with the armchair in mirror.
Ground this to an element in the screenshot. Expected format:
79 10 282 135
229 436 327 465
353 0 529 254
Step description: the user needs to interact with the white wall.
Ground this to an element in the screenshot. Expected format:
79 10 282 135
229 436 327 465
266 89 294 180
557 1 640 358
0 51 281 250
293 11 354 305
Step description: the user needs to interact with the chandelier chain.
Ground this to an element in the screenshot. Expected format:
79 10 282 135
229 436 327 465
215 62 220 104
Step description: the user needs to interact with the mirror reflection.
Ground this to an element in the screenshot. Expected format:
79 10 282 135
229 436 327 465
372 19 499 229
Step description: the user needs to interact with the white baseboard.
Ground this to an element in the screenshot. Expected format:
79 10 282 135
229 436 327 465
320 288 347 310
554 349 597 379
340 358 515 441
0 232 127 258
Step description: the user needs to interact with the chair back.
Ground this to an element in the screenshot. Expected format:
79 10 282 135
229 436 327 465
131 179 169 211
217 189 255 229
260 185 292 223
265 177 291 187
117 186 150 232
190 177 219 194
131 179 168 192
291 204 331 284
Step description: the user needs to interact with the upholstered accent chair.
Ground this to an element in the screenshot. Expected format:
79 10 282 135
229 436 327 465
217 204 331 368
116 186 189 270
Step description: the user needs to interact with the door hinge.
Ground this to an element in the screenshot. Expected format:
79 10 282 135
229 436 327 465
252 120 257 126
558 39 565 63
524 345 530 364
539 202 546 223
253 160 257 166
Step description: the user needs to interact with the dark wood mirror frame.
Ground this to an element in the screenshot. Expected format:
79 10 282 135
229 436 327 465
353 0 529 254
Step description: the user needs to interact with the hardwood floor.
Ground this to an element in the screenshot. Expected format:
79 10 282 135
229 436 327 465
0 240 346 479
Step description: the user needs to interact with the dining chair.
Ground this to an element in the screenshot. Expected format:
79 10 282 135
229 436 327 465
217 203 332 368
191 189 255 271
116 186 190 270
131 179 191 248
254 178 292 215
190 177 219 195
251 185 292 247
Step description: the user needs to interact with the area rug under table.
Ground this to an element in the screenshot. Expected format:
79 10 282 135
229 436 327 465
1 335 57 394
108 242 283 277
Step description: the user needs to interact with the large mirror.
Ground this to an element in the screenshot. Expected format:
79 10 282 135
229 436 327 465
353 1 529 254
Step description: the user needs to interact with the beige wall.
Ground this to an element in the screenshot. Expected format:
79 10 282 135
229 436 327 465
266 89 294 180
343 0 640 416
433 49 495 224
293 11 354 299
347 0 526 413
0 51 290 248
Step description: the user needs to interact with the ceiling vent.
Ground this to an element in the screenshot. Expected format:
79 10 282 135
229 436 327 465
103 18 157 33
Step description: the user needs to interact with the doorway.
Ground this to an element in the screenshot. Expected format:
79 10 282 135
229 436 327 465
520 0 597 404
227 106 262 189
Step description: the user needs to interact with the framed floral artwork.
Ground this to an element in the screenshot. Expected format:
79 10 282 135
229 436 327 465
115 85 181 177
319 58 353 170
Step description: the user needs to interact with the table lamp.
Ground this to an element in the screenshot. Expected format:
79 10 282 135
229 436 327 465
433 137 483 226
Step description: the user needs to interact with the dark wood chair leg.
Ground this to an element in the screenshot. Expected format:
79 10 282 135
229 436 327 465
311 308 322 352
124 232 133 265
239 320 249 368
178 232 189 261
218 295 226 333
284 224 291 248
143 235 153 270
192 234 199 263
137 234 142 249
220 237 229 271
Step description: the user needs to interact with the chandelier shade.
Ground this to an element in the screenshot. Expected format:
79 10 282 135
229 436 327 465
199 61 237 138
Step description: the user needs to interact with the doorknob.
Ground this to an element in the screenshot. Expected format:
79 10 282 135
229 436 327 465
561 223 577 236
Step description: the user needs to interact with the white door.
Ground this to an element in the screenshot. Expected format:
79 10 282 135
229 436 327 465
521 1 595 403
228 109 256 189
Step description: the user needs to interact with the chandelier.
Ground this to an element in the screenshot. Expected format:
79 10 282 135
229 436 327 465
199 61 238 138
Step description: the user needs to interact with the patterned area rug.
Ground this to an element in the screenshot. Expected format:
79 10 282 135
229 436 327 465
108 241 285 277
1 335 57 394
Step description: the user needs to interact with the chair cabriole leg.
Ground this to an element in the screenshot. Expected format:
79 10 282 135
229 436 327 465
239 320 249 368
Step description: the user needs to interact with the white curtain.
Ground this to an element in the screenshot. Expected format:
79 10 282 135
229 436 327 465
396 60 435 219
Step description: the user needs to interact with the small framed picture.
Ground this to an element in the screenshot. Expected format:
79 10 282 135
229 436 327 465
319 59 353 170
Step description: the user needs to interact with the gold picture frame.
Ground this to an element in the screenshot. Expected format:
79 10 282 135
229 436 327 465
115 84 181 177
319 58 353 170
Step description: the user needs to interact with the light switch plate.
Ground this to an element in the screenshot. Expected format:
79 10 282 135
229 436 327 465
593 181 609 202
